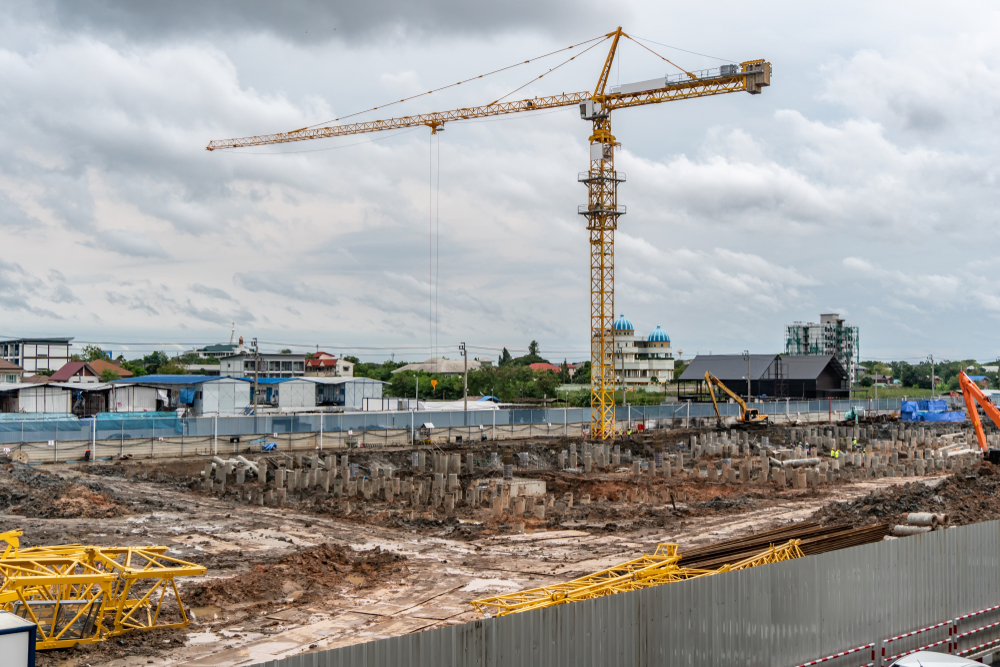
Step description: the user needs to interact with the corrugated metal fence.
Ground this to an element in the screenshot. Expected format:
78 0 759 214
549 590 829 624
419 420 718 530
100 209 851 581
249 520 1000 667
0 398 906 446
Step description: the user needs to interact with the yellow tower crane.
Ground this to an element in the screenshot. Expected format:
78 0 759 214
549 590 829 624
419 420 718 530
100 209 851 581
206 28 772 440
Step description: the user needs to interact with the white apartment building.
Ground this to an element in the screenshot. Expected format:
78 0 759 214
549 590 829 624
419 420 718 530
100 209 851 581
612 315 675 389
0 337 73 376
219 352 306 379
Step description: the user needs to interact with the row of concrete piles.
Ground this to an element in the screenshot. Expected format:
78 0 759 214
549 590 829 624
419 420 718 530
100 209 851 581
673 424 984 489
199 451 547 519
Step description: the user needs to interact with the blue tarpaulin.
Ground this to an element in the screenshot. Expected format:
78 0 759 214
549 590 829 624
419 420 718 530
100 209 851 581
901 400 965 422
179 388 196 405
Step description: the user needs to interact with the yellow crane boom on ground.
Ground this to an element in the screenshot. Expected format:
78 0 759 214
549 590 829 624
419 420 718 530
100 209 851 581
470 538 802 617
705 370 769 427
0 529 205 650
207 28 772 440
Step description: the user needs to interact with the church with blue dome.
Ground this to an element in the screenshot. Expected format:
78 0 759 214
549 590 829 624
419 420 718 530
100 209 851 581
610 315 675 389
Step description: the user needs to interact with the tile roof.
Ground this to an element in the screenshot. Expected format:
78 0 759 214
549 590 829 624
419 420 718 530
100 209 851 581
529 362 562 373
49 362 99 382
0 359 23 372
87 359 133 378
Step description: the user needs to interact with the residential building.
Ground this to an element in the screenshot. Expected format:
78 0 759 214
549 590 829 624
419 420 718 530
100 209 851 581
611 315 675 389
305 352 354 377
528 362 562 373
218 352 306 379
785 313 860 381
49 362 101 384
189 326 247 359
678 354 850 399
0 360 23 384
392 357 483 377
0 337 73 376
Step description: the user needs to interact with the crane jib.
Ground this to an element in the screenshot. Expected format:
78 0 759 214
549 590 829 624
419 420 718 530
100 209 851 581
204 63 769 151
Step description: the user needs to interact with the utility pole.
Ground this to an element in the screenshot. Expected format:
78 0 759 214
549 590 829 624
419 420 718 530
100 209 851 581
252 338 260 415
928 354 935 398
460 342 468 412
743 350 751 401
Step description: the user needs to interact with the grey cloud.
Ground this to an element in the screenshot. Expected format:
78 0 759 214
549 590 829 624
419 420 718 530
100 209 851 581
82 230 168 259
0 260 61 318
181 300 256 326
34 0 619 44
106 291 159 315
50 283 79 304
233 272 338 305
190 284 232 300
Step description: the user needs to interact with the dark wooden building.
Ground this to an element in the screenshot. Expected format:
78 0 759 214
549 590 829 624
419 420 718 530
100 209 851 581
677 354 849 400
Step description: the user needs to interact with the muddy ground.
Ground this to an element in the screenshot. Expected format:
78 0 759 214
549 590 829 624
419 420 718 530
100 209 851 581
1 426 986 667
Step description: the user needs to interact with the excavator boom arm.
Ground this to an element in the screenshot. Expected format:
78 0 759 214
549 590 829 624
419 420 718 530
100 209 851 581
959 372 1000 452
704 371 754 421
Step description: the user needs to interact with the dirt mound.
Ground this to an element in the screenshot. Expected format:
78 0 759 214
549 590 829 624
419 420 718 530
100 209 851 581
811 462 1000 528
0 464 133 519
184 543 408 609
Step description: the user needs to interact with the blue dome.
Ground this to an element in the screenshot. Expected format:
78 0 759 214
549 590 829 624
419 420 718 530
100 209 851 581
648 326 670 343
614 314 634 331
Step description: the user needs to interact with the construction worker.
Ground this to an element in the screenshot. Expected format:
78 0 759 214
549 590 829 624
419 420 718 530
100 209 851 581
831 448 840 460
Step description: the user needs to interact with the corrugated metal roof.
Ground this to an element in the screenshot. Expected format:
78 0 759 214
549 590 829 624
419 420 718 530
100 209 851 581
678 355 780 382
113 375 250 385
49 382 114 391
780 355 848 380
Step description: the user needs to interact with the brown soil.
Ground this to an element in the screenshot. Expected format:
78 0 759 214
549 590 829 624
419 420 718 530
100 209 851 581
811 462 1000 528
0 463 134 519
34 627 188 667
183 543 409 609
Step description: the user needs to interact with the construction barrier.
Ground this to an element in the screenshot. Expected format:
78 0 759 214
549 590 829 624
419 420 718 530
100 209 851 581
794 643 874 667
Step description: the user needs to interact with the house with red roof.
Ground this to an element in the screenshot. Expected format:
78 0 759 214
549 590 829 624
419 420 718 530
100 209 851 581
49 361 101 384
529 362 562 374
305 352 354 378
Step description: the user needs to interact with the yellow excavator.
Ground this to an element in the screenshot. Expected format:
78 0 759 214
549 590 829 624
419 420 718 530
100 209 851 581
704 371 769 427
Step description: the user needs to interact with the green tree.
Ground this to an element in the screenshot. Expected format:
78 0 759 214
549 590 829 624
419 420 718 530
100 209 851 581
119 359 147 377
100 368 121 382
528 340 540 356
280 348 292 354
81 345 109 362
498 348 513 367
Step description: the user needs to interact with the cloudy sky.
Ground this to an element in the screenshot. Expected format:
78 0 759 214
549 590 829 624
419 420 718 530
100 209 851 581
2 0 999 363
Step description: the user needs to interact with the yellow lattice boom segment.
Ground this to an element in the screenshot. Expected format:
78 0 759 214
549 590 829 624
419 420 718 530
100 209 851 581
471 539 802 617
0 529 206 650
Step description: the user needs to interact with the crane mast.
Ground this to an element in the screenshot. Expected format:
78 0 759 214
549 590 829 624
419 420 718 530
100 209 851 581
206 29 771 441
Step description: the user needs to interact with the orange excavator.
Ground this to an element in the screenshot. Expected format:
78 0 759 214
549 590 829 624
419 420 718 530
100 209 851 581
958 371 1000 462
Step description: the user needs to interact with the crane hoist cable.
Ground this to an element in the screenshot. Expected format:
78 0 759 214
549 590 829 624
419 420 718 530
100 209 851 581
206 27 772 441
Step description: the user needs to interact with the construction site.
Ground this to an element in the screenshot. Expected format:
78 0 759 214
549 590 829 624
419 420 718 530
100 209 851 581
4 412 1000 667
4 11 1000 667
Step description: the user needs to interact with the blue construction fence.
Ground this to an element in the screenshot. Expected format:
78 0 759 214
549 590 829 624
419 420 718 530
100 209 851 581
0 398 911 446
